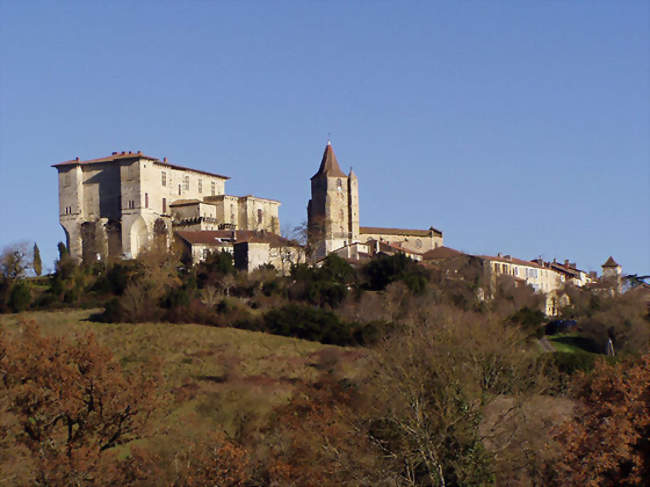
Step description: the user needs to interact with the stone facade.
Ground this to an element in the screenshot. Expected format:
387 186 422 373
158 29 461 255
307 141 443 261
307 142 360 260
175 230 305 275
359 226 442 254
53 151 279 262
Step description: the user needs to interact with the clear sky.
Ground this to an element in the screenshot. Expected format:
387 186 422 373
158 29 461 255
1 1 648 275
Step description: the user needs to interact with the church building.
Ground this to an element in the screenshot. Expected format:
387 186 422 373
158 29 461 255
307 141 443 261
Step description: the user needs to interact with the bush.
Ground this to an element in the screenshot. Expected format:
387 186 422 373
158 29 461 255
263 304 355 345
545 319 577 335
289 255 357 308
552 351 597 374
362 253 429 294
8 280 31 312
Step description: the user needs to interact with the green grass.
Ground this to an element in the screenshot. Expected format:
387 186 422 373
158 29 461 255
548 332 599 354
0 308 369 446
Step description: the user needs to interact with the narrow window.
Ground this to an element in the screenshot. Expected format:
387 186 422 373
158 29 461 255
211 181 216 196
145 193 149 208
162 197 167 213
161 171 166 186
198 179 202 193
183 175 189 191
178 184 181 196
337 178 342 190
257 208 263 224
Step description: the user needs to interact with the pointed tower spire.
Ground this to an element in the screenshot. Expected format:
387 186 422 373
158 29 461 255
312 141 346 179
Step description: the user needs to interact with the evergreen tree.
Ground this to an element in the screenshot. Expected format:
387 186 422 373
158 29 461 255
57 241 68 260
32 243 42 276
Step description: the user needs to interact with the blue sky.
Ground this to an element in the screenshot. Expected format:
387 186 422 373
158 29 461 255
1 1 648 275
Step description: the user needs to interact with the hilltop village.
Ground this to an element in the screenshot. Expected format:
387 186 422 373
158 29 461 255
52 142 623 316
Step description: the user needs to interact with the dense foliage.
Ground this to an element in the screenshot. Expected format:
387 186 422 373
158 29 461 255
1 240 649 485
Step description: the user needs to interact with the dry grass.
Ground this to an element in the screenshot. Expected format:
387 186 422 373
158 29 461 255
0 309 370 448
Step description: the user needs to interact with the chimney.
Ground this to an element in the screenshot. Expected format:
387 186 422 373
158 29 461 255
112 151 118 155
163 157 168 163
137 150 142 154
564 259 569 267
497 252 502 257
121 151 126 155
75 157 79 161
128 151 132 154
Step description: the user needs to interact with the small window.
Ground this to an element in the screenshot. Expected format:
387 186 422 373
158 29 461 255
162 197 167 213
337 179 342 190
198 179 202 193
183 175 190 191
128 200 135 209
257 208 263 224
161 171 166 186
178 184 181 196
145 193 149 208
203 248 210 260
211 181 216 196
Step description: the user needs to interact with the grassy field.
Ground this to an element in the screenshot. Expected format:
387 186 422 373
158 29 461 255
0 309 369 450
547 332 598 354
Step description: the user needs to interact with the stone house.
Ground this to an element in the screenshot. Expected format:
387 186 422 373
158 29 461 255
53 151 280 262
175 230 305 275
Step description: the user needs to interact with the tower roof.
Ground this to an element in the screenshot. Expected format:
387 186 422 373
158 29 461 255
311 141 346 179
602 256 620 268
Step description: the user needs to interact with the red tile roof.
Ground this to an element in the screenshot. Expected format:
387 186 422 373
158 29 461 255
51 151 230 180
422 246 464 260
360 226 443 237
311 142 346 179
479 254 545 269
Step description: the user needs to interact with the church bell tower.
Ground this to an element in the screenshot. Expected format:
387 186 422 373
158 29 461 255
307 141 360 260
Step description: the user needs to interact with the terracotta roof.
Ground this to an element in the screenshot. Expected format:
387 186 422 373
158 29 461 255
422 246 465 260
52 151 156 167
602 256 620 268
360 226 443 237
549 261 585 277
479 254 545 269
169 199 202 207
51 151 230 180
311 142 346 179
175 230 300 248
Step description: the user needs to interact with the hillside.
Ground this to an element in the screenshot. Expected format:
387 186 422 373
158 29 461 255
0 309 368 459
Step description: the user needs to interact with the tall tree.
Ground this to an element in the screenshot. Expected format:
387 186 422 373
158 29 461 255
32 242 42 276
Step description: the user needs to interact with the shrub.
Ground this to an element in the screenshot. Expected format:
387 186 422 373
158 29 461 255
263 304 355 345
8 280 31 312
362 253 429 294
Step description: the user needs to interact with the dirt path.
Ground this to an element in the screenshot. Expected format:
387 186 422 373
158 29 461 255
538 336 555 353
